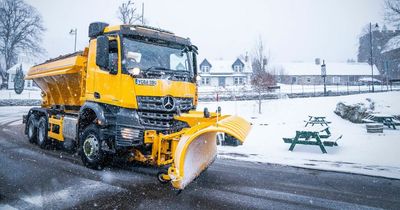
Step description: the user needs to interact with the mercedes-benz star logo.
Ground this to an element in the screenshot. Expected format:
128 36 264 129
162 96 175 111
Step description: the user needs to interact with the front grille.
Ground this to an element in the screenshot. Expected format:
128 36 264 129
138 111 174 128
137 96 193 112
136 96 193 131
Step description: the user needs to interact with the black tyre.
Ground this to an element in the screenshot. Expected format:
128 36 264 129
37 116 50 149
79 124 106 170
27 115 37 143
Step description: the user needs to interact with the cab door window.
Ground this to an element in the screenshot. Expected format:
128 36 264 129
108 40 119 73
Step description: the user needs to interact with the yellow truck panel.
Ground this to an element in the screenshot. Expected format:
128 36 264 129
26 52 88 107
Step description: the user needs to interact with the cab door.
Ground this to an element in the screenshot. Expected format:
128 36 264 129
93 36 122 106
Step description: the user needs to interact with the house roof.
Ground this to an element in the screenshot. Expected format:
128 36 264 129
232 58 244 68
274 62 379 76
7 62 33 74
199 58 252 74
200 59 212 67
382 35 400 54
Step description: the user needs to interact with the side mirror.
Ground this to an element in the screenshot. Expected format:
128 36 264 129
192 53 198 81
190 45 198 54
96 36 109 70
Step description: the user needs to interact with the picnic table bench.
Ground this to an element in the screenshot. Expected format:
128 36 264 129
362 114 400 129
283 127 342 154
304 115 331 127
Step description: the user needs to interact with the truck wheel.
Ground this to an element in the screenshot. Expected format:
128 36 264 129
37 116 50 149
79 124 105 170
27 115 37 143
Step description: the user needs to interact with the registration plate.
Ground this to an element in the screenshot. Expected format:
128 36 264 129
135 79 157 86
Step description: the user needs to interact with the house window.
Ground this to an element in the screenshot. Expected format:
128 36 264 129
292 77 297 84
218 77 226 87
234 77 245 85
306 77 311 83
332 76 340 84
233 65 243 72
201 65 210 73
201 77 210 85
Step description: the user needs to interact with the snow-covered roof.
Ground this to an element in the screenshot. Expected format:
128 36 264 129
274 62 379 76
358 77 381 82
7 62 33 74
200 58 252 74
382 35 400 53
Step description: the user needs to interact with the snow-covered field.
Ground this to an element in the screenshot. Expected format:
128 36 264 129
198 91 400 179
277 83 396 94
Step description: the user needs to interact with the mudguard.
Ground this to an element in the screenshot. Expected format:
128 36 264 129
169 115 251 189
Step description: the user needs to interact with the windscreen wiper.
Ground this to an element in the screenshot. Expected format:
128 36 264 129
145 66 189 74
145 66 169 71
143 66 190 80
143 66 168 76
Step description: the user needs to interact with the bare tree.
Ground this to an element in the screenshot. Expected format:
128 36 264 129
250 36 275 114
251 36 269 72
0 0 45 88
385 0 400 27
118 0 143 25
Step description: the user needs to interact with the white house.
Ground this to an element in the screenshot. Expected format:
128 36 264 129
275 62 380 85
198 58 252 87
7 62 36 90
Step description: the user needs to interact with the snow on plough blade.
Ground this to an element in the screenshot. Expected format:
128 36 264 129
169 115 251 189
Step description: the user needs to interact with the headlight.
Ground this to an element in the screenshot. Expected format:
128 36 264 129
128 67 141 76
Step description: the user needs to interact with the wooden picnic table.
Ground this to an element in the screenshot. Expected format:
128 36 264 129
304 115 331 127
362 114 400 129
282 127 341 154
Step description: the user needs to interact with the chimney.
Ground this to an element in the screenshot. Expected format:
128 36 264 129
245 51 248 62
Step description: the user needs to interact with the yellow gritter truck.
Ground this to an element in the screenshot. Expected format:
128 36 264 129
23 22 251 189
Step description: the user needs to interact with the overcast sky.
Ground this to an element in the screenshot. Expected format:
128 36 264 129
26 0 385 63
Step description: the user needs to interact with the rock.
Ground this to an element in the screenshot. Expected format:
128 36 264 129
334 100 374 123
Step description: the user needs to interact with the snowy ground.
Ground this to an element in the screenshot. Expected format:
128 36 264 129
276 83 397 94
1 89 400 179
198 91 400 179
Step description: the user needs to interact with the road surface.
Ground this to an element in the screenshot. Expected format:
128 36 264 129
0 107 399 209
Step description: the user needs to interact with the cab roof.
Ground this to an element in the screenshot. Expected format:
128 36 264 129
89 22 191 46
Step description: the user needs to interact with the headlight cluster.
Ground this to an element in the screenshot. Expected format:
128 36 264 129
128 67 141 76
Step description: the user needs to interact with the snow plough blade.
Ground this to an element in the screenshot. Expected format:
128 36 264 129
169 115 251 189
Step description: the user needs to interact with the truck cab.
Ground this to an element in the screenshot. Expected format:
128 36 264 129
79 23 200 147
